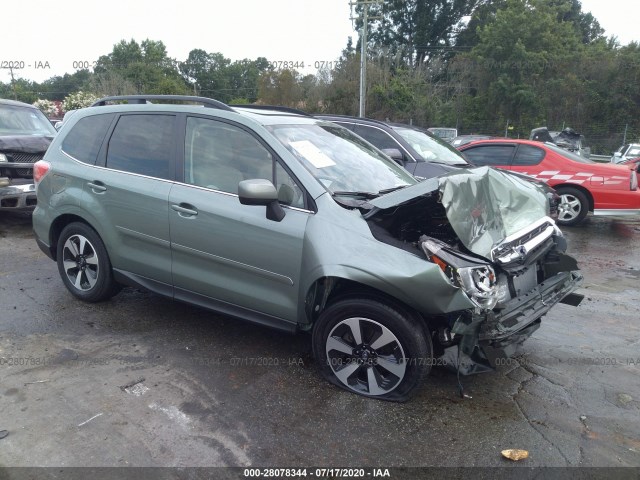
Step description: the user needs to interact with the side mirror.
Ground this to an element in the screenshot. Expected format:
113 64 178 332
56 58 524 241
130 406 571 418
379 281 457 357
381 148 404 165
238 179 285 222
613 151 622 158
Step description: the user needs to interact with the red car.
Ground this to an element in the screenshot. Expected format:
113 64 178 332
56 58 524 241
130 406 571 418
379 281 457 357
622 157 640 179
458 139 640 226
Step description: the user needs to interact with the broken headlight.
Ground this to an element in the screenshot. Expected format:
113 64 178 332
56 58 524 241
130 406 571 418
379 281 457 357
421 238 499 310
455 265 498 310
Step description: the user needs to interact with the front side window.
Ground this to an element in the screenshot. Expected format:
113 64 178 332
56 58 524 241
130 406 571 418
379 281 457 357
184 116 272 195
106 115 175 180
184 117 305 208
462 145 515 166
626 146 640 158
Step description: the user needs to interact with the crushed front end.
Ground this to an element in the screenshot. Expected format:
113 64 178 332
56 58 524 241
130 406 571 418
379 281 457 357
365 167 583 374
420 218 583 374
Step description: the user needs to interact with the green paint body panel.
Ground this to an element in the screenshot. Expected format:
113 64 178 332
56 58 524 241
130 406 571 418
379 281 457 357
32 100 581 350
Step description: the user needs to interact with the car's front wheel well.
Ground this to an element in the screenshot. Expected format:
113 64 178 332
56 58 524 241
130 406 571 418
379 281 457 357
304 277 432 334
49 214 96 261
554 184 594 211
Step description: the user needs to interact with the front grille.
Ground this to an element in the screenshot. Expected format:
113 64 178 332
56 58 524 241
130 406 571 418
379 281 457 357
491 218 557 267
6 152 42 177
9 153 42 163
493 222 550 258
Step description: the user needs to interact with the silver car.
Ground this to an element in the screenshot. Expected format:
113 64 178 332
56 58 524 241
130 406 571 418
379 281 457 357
32 95 583 401
611 143 640 163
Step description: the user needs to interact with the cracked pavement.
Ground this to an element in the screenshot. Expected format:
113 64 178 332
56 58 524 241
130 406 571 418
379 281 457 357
0 211 639 468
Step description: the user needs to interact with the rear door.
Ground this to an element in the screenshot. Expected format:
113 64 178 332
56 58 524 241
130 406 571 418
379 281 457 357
169 115 310 327
90 113 176 288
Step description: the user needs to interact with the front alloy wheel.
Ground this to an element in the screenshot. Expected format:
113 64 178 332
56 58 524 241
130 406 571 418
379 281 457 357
313 298 431 401
326 317 407 396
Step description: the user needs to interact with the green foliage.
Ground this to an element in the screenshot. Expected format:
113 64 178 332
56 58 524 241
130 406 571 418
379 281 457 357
358 0 481 65
179 51 268 102
1 14 639 156
257 69 302 107
94 39 187 94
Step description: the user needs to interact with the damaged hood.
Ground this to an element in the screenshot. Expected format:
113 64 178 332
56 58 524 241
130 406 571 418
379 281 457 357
0 135 53 154
367 167 549 260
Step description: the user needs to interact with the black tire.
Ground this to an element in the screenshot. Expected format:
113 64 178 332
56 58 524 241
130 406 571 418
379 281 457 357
56 222 120 302
556 186 589 226
312 298 432 401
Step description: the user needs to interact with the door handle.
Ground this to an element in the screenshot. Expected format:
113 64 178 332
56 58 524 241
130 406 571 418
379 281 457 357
87 182 107 193
171 203 198 217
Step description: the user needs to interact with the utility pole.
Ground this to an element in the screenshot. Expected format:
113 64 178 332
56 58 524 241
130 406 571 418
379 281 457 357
1 65 19 100
350 0 382 118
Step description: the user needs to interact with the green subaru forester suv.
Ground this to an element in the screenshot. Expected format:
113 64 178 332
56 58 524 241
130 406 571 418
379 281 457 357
32 95 583 401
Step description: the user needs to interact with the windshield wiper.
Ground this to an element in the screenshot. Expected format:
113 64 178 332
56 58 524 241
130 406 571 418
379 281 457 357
332 190 380 199
378 185 408 195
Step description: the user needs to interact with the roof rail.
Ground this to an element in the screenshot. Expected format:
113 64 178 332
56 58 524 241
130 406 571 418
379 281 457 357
314 113 391 127
91 95 233 111
230 104 311 116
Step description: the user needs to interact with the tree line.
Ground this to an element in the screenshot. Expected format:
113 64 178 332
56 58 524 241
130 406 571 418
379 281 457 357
2 0 638 154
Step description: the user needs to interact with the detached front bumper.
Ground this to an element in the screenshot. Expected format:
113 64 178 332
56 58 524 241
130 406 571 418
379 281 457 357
0 181 37 210
442 270 584 374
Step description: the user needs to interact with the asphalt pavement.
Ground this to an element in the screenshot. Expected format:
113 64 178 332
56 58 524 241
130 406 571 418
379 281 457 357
0 211 639 472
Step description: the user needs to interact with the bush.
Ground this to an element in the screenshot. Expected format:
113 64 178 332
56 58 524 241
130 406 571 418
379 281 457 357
33 99 59 117
62 91 99 112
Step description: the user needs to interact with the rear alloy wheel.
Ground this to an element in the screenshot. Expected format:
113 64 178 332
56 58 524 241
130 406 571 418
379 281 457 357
312 298 431 401
56 222 120 302
556 187 589 226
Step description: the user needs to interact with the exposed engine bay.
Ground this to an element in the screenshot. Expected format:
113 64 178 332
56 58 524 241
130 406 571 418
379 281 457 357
356 167 584 374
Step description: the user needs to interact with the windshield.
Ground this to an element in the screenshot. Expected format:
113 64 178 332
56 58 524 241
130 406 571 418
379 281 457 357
392 127 468 166
268 123 416 196
0 105 56 136
545 142 595 164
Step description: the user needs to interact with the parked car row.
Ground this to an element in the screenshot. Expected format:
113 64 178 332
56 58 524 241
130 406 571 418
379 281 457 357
31 95 584 400
458 139 640 226
0 99 56 210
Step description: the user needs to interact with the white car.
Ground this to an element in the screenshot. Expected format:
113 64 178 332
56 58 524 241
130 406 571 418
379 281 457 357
611 143 640 163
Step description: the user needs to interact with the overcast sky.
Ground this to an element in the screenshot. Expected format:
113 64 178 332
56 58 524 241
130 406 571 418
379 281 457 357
1 0 637 84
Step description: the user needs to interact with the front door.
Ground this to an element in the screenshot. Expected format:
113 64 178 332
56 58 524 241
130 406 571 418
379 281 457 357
169 116 310 326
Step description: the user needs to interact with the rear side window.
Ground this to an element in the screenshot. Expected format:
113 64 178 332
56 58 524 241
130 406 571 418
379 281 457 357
462 145 515 166
106 115 175 180
61 114 114 165
513 145 545 166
